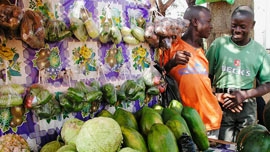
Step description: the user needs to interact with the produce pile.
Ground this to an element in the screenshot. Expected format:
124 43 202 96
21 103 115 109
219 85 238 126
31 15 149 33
0 133 30 152
40 99 209 152
0 71 162 130
236 101 270 152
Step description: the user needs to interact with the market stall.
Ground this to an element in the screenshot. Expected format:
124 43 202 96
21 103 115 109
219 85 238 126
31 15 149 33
0 0 167 150
1 0 265 152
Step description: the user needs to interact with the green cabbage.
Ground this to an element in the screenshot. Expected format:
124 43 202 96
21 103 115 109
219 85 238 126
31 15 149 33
61 118 84 145
76 117 123 152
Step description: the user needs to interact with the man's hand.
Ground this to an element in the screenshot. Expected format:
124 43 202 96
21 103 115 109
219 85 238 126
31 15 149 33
173 50 191 65
164 50 191 72
216 93 243 113
222 91 246 112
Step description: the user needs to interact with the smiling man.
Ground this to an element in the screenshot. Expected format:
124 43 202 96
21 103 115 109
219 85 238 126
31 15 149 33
206 5 270 142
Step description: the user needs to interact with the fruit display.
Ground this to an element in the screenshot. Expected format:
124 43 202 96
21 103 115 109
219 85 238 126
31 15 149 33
37 100 210 152
0 1 252 152
236 101 270 152
0 134 30 152
182 106 209 151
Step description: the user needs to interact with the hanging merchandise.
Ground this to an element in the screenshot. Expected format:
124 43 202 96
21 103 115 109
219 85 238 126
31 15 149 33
20 10 46 49
153 61 181 107
195 0 235 5
145 10 190 49
129 11 145 43
0 68 26 131
0 0 162 151
35 1 72 42
99 5 112 44
80 6 100 39
0 4 23 39
69 0 89 42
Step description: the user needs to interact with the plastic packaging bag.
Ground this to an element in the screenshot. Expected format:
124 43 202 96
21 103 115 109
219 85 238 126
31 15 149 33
80 7 99 39
154 61 181 107
69 1 89 42
37 1 72 42
45 19 72 42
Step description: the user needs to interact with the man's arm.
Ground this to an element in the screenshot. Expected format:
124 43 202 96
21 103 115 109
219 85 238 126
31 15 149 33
223 82 270 109
164 51 191 73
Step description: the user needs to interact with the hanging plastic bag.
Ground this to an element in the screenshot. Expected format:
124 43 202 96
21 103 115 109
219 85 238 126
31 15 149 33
110 25 122 44
20 10 45 49
80 7 100 39
127 10 145 43
36 1 72 42
45 19 72 42
69 1 88 42
153 61 181 107
0 4 23 31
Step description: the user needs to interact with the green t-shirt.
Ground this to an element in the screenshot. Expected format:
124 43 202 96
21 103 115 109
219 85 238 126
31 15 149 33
206 36 270 89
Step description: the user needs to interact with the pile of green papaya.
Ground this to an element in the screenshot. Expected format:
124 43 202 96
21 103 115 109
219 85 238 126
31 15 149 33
97 99 210 152
40 99 210 151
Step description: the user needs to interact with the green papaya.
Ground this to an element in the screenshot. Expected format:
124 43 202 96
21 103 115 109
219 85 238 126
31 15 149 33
161 107 179 124
147 123 178 152
238 130 270 152
169 115 191 136
113 108 138 130
40 140 63 152
140 106 163 136
168 99 183 114
236 124 267 144
182 106 209 151
97 109 113 118
166 119 191 139
236 124 268 150
119 147 140 152
56 144 76 152
152 104 164 115
121 126 148 152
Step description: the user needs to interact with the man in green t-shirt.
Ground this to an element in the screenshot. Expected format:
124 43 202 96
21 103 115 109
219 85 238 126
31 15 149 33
206 5 270 142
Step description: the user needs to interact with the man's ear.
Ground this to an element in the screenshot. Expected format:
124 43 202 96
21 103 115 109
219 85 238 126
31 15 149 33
191 18 198 26
252 21 256 28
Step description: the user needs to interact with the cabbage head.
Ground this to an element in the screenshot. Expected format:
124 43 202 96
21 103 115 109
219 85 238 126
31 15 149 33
61 118 84 145
76 117 123 152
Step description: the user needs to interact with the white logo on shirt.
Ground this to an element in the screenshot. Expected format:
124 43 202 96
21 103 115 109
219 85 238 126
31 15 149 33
222 65 251 76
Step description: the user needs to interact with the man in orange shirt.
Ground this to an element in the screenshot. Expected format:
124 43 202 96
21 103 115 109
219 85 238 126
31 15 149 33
160 5 222 138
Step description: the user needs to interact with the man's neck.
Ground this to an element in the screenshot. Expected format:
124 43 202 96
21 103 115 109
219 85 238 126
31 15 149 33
182 33 203 48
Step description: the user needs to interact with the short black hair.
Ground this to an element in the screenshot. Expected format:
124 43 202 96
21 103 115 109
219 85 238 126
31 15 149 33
183 5 210 20
231 5 254 20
